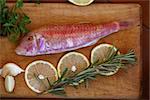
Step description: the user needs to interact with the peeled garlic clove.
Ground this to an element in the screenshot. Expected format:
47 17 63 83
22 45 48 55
1 63 24 78
5 75 15 93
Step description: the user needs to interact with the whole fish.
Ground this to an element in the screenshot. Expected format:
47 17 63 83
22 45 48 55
15 21 130 56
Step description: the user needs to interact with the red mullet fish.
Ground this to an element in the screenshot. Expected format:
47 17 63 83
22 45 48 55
15 21 130 56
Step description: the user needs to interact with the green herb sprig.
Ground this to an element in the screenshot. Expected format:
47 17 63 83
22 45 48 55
40 49 136 96
0 0 31 42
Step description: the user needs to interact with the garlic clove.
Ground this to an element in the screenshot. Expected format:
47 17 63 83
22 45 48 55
1 63 24 78
5 75 15 93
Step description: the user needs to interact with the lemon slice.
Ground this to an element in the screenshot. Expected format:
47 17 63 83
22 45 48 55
25 60 58 93
57 52 90 78
68 0 94 6
91 44 120 76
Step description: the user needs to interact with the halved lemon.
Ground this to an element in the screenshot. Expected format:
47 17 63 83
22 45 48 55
25 60 58 93
91 44 120 76
68 0 94 6
57 52 90 78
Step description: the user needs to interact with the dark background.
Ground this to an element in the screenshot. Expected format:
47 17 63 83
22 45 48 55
7 0 149 99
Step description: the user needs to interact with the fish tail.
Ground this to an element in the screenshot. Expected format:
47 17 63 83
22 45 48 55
119 19 139 30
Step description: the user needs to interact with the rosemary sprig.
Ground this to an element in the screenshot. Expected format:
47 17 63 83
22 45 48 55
41 50 136 96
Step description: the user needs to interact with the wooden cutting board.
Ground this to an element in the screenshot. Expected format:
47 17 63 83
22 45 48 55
0 3 141 99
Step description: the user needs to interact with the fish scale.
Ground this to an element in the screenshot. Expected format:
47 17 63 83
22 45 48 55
15 21 130 56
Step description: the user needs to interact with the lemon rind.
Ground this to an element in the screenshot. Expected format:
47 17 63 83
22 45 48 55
57 52 90 77
25 60 58 93
68 0 94 6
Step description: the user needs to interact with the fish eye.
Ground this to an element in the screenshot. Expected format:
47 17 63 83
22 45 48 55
27 36 33 41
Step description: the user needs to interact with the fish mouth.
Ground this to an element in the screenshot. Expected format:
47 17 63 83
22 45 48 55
15 47 27 56
15 47 37 56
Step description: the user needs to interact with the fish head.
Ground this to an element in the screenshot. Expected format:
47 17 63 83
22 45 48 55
15 32 44 56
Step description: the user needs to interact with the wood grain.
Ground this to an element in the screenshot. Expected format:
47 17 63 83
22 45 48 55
0 3 141 99
7 0 148 3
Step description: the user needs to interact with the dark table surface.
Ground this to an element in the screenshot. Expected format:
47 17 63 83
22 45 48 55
6 0 150 99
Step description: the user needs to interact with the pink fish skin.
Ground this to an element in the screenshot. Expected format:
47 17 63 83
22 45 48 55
15 21 130 56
